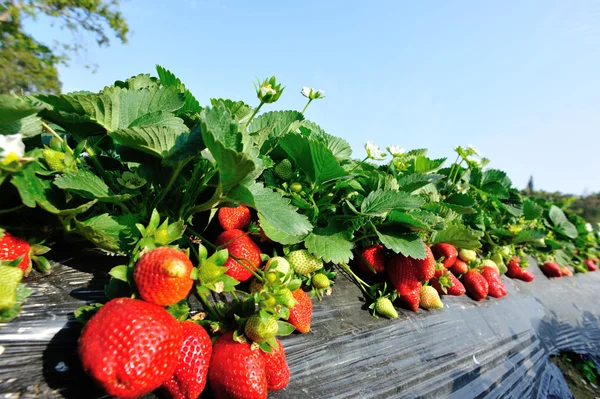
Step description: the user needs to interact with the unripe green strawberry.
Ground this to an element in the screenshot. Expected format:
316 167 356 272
0 265 23 310
265 256 290 276
287 249 323 276
458 249 477 262
481 259 499 274
289 182 303 193
420 286 444 309
374 297 398 319
312 274 330 289
278 288 296 308
274 159 293 181
42 148 66 171
244 313 278 343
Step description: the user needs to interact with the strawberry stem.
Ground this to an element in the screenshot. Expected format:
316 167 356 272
337 262 374 300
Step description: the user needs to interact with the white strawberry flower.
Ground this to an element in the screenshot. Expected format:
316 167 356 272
468 144 480 156
586 223 593 232
0 134 25 162
364 141 387 160
301 87 325 100
386 145 405 157
201 148 215 163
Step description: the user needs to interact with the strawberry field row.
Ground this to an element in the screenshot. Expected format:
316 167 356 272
0 67 598 399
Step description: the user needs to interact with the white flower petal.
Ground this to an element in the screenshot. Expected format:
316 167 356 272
301 87 311 98
201 148 216 163
586 223 593 232
0 134 25 160
387 145 405 156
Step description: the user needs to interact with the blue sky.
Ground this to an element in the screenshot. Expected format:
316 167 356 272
25 0 600 194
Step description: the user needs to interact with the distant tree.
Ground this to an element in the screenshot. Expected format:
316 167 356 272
0 0 129 95
526 175 534 194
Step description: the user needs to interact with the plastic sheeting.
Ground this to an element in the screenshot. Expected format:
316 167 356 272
1 251 600 399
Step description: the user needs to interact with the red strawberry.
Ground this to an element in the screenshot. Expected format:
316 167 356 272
560 266 573 277
449 259 468 276
215 229 263 282
481 266 507 298
162 321 212 399
78 298 183 399
386 254 421 311
263 338 290 390
218 205 251 231
462 270 488 301
413 245 436 281
541 262 562 278
517 269 535 282
432 268 465 296
585 259 598 272
0 231 31 276
208 331 267 399
134 247 194 306
288 289 312 333
356 244 385 274
506 257 523 278
431 243 457 269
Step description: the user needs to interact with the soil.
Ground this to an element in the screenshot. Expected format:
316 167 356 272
551 353 600 399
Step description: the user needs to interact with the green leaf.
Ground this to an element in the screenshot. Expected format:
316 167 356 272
511 229 547 244
248 111 304 152
74 213 139 253
431 225 482 249
0 114 42 138
156 65 202 114
279 133 347 185
229 181 312 239
11 161 97 215
555 249 572 267
201 106 255 193
374 229 426 259
548 205 578 239
0 95 42 123
304 223 354 264
523 198 544 220
385 210 444 231
75 303 103 325
360 189 424 216
300 121 352 161
165 300 190 321
277 321 296 336
258 215 308 245
210 98 253 123
408 156 446 174
397 173 444 193
108 265 132 283
54 169 136 203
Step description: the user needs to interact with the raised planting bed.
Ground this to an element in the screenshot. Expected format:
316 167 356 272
1 253 598 398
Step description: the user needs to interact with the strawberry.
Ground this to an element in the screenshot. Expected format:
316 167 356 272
162 321 212 399
356 244 385 274
462 270 488 301
386 254 421 311
263 338 290 390
585 259 598 272
449 258 468 275
481 266 507 298
481 259 500 274
312 273 331 289
374 297 398 318
208 331 267 399
413 245 436 281
286 249 323 277
42 148 66 171
431 268 465 296
0 265 23 310
506 257 523 278
420 285 443 309
541 262 562 278
78 298 183 399
458 249 477 262
431 243 457 268
274 159 293 181
244 313 278 343
517 269 535 282
218 204 251 231
215 229 263 282
0 231 32 275
288 289 312 333
134 247 194 306
560 266 573 277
